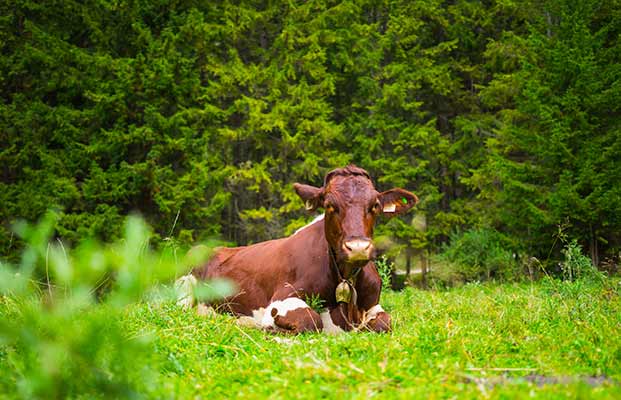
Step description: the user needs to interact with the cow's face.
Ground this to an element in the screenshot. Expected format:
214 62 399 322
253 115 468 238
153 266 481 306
294 166 418 276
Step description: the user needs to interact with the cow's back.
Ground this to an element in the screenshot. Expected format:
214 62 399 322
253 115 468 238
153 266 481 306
192 220 328 315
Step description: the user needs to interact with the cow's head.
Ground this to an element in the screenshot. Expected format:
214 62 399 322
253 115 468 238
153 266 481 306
294 165 418 277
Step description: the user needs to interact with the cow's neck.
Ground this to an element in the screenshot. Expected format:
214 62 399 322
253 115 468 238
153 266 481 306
327 239 363 325
327 246 358 281
298 218 361 322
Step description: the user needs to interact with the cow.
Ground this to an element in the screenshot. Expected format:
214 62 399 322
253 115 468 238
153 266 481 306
177 165 418 334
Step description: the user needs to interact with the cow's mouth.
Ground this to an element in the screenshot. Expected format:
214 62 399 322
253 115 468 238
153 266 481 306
339 263 365 281
338 253 375 280
330 246 373 280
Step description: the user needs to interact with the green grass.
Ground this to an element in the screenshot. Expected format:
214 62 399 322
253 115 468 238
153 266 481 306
1 212 620 398
111 279 621 399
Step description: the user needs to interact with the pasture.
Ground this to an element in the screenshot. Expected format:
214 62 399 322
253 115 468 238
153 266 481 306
127 280 621 399
4 277 619 399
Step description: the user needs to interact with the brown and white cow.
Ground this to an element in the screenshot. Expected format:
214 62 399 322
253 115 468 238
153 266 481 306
177 165 418 334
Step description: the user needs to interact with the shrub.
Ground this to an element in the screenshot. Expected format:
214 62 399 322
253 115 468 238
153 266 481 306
431 228 519 285
560 239 603 282
0 212 230 399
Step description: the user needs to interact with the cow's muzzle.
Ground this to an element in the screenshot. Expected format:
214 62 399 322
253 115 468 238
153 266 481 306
342 238 373 262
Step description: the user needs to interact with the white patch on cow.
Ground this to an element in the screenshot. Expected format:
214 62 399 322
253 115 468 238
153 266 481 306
383 203 397 213
293 214 325 236
366 304 385 319
175 274 197 309
320 311 344 335
259 297 310 328
361 304 385 326
251 307 267 321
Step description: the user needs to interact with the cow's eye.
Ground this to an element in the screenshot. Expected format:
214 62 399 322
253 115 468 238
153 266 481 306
326 204 338 214
371 201 381 214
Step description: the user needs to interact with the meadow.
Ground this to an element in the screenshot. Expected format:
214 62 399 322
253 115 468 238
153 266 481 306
1 216 619 399
3 278 620 399
129 280 621 399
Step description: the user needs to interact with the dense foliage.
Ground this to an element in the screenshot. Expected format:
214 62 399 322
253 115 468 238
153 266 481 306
2 0 620 273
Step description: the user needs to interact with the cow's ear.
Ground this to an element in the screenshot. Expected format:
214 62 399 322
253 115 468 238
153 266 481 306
378 188 418 217
293 183 324 212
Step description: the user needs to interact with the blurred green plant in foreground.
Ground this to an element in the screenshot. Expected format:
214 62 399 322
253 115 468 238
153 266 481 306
0 212 232 399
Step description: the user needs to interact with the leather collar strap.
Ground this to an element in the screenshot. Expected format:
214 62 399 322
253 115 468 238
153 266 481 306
328 247 364 283
329 247 364 326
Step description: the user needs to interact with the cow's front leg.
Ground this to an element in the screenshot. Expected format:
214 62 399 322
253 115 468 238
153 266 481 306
260 297 323 334
362 304 392 332
327 303 359 332
326 303 391 333
356 262 392 332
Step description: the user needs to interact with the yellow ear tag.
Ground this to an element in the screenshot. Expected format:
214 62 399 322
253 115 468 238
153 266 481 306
383 203 396 213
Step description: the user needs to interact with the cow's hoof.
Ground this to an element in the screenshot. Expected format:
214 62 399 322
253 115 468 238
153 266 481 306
361 304 391 333
329 304 356 331
259 298 323 334
272 307 323 333
366 311 392 333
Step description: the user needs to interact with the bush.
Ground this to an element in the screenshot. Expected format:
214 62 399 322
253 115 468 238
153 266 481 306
0 212 230 399
431 228 519 285
560 239 603 282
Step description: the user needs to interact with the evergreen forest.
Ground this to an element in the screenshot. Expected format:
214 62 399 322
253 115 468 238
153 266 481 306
2 0 620 279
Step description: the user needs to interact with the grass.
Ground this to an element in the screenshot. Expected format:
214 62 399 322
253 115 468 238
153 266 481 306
1 213 620 398
113 279 621 399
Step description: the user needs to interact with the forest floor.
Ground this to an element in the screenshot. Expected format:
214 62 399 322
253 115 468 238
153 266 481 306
124 279 621 399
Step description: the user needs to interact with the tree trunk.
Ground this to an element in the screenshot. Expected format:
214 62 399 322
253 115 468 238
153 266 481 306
405 251 412 277
420 251 428 288
590 224 599 267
